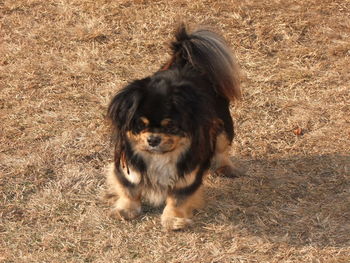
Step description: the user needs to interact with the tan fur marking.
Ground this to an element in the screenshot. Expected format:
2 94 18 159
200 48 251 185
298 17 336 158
213 133 243 177
212 133 231 167
216 132 230 153
174 167 198 189
160 118 172 126
161 186 204 230
140 116 149 126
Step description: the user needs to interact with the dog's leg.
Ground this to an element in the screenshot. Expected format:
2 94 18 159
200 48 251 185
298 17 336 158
212 133 243 178
106 163 142 220
161 186 204 230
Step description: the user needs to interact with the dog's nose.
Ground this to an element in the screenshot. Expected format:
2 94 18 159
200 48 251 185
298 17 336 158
147 135 161 147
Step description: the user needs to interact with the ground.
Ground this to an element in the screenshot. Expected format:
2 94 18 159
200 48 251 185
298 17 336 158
1 0 349 262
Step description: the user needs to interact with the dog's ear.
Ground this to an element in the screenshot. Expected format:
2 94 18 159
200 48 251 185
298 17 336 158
107 78 149 131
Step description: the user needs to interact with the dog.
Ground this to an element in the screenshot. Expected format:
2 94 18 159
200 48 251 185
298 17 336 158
106 24 241 230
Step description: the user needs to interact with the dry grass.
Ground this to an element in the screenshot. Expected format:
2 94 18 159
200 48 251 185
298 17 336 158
1 0 349 262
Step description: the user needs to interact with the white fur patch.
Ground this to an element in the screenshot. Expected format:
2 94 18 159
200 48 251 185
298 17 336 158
141 152 180 205
140 137 191 205
122 166 141 185
146 153 179 188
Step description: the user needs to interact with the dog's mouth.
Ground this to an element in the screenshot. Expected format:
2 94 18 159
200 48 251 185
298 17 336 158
143 145 175 154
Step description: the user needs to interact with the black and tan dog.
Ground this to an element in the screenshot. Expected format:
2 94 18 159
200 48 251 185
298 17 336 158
106 24 241 230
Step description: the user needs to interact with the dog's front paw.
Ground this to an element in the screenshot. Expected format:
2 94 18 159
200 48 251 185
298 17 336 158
110 198 142 220
161 214 192 231
111 206 141 220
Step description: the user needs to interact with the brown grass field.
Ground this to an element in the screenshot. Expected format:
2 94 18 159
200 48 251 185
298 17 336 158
1 0 350 262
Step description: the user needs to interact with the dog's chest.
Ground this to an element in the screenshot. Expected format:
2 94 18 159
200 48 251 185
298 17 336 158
145 154 178 188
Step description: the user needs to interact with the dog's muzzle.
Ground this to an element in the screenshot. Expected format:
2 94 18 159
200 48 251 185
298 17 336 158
147 135 161 147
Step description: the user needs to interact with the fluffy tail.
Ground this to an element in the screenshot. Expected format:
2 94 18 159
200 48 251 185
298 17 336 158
169 24 241 101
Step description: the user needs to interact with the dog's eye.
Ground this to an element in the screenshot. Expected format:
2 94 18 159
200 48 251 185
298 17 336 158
161 119 179 133
136 117 149 130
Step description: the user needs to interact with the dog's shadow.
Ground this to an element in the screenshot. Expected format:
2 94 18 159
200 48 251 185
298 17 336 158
141 204 163 215
200 154 350 248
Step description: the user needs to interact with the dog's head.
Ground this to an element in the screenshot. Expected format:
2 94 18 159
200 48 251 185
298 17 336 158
108 70 214 155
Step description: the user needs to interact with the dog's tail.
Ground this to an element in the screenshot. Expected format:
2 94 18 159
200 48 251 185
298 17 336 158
167 24 241 101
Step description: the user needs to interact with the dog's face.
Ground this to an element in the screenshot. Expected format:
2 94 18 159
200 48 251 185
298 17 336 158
127 116 188 154
108 71 210 155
